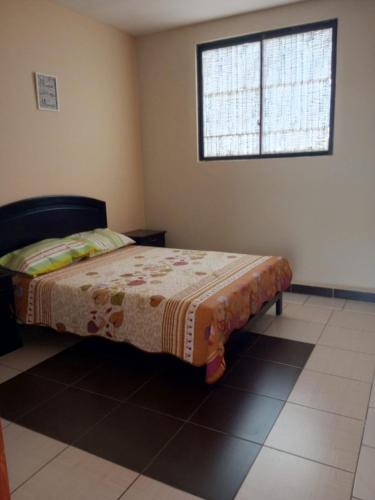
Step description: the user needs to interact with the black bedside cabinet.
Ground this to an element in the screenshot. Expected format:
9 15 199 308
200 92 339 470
125 229 166 248
0 271 23 355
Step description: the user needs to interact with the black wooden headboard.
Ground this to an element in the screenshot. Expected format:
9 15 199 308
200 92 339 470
0 196 107 256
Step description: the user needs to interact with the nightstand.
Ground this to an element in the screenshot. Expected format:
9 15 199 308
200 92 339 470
0 269 23 355
125 229 166 247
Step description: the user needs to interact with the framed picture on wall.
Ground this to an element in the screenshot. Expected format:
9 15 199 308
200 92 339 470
35 73 59 111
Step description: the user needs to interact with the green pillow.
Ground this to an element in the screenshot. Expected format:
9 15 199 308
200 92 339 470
70 228 134 255
0 237 94 277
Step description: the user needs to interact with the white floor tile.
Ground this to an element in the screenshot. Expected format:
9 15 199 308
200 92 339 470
328 310 375 333
235 446 353 500
264 317 324 344
1 419 11 429
344 301 375 315
0 364 21 383
288 370 371 420
12 447 138 500
319 326 375 354
246 314 275 334
370 385 375 408
283 303 333 324
305 345 375 382
4 424 66 492
318 325 375 354
265 403 363 472
122 476 201 499
264 305 278 317
363 408 375 448
306 296 345 310
283 292 309 304
0 344 61 371
0 333 78 371
353 446 375 500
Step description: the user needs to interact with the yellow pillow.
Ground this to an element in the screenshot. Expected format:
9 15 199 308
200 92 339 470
70 228 134 256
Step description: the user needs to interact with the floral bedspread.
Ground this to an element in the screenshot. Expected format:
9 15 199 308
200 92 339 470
14 246 292 383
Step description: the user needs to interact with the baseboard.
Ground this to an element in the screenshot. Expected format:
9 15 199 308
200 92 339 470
287 283 375 303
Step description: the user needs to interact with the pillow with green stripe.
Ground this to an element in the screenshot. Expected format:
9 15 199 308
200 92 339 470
69 228 134 256
0 237 94 277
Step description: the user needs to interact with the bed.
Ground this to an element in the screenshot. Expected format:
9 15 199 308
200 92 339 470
0 196 292 383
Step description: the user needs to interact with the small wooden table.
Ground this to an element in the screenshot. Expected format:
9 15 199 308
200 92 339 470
124 229 166 248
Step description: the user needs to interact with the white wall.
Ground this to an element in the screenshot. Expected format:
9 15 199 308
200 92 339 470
137 0 375 291
0 0 145 232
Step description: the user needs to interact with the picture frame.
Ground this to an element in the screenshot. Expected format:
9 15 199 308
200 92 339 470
35 72 59 111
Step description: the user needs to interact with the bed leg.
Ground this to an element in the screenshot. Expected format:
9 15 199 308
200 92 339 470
276 293 283 316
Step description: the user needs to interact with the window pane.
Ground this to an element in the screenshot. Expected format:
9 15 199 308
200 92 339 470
202 42 261 157
262 28 333 154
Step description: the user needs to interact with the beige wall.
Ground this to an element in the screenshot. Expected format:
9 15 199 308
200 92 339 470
0 0 145 232
137 0 375 291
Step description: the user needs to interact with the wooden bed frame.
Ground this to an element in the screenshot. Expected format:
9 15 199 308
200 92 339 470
0 195 282 340
0 195 106 256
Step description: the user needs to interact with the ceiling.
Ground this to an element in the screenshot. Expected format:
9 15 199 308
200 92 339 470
53 0 307 36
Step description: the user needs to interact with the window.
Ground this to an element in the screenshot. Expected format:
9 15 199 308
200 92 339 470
197 19 337 160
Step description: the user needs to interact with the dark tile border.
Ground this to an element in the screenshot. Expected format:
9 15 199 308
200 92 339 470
289 284 332 297
288 283 375 303
334 288 375 303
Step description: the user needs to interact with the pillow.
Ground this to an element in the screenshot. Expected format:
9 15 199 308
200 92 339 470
69 228 134 256
0 237 94 277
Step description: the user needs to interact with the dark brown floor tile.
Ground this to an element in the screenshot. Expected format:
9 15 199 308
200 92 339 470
76 402 182 472
75 356 158 401
129 362 211 418
191 386 283 443
223 357 301 400
224 331 259 368
76 336 116 354
77 337 144 361
18 387 117 443
71 337 160 364
225 331 259 358
99 339 174 370
0 372 64 420
146 423 260 500
244 335 314 367
28 344 103 384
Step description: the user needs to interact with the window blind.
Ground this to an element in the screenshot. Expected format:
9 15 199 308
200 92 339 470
202 42 260 157
198 20 336 159
262 29 333 154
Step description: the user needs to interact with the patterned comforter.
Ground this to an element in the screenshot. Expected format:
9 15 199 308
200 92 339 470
14 246 292 383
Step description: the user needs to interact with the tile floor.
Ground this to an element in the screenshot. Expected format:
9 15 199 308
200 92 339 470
0 292 375 499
